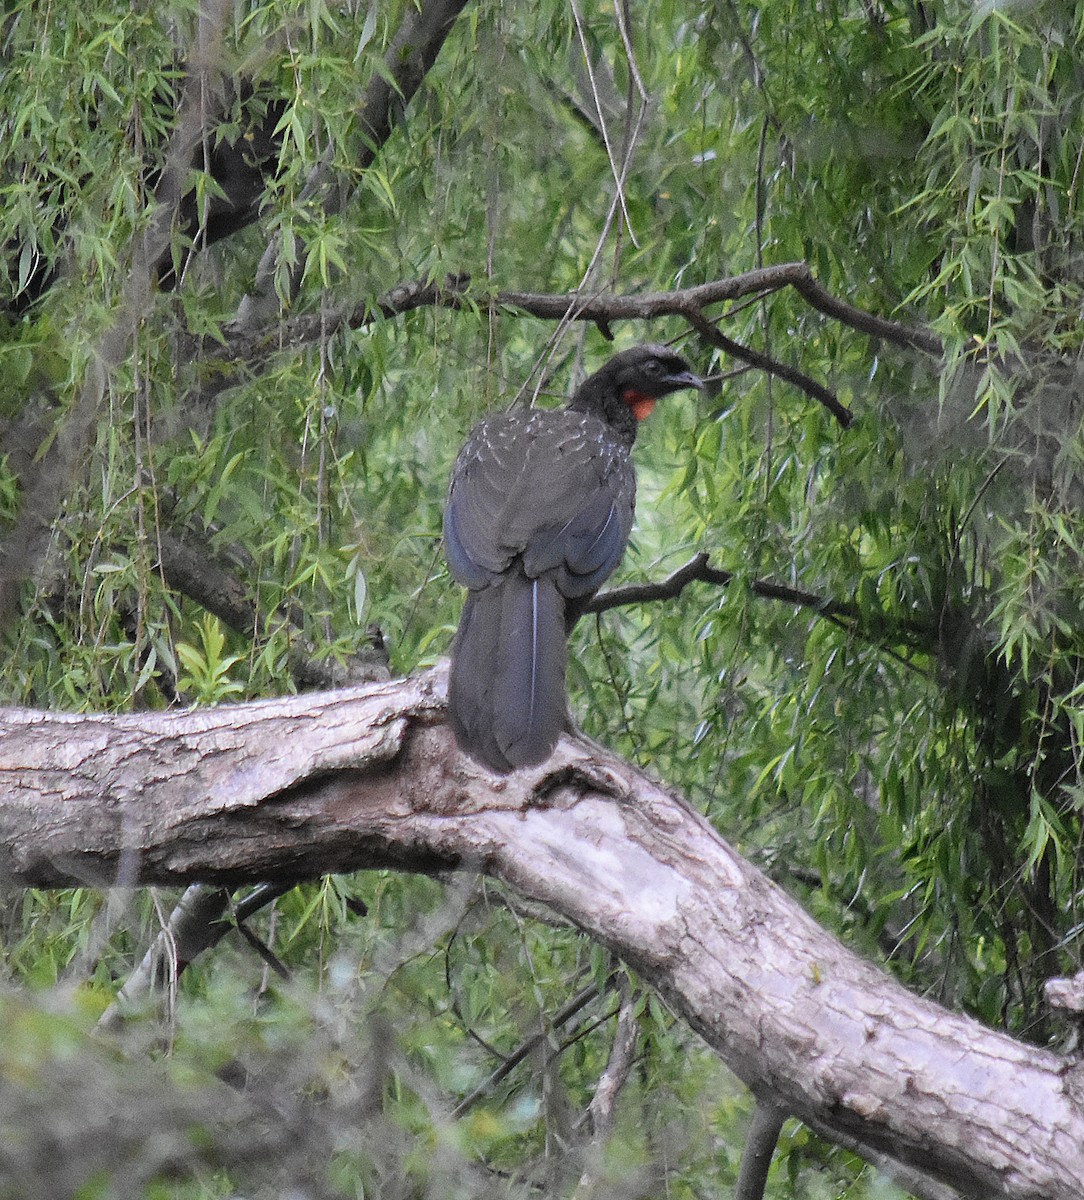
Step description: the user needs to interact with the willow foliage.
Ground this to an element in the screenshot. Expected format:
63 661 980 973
1 1 1083 1197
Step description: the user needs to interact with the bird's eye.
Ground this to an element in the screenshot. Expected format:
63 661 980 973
644 359 663 376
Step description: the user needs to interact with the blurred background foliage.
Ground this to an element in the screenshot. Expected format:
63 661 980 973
2 0 1084 1196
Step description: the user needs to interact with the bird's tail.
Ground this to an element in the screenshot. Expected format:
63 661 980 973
448 570 567 772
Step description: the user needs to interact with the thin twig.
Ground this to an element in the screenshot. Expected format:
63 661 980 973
584 551 861 625
569 0 638 247
233 918 291 980
451 982 603 1119
684 307 853 427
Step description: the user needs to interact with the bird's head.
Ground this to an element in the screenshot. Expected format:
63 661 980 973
570 344 704 428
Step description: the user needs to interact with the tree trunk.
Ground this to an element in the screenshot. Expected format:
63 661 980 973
0 668 1080 1199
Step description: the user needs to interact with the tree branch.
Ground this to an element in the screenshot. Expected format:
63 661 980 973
97 880 295 1030
585 551 935 663
155 528 389 689
573 975 640 1197
584 550 862 625
0 670 1079 1199
583 978 637 1141
735 1100 786 1200
97 884 231 1031
202 265 940 422
451 980 603 1120
0 1 235 623
683 307 854 427
790 272 944 356
233 0 472 330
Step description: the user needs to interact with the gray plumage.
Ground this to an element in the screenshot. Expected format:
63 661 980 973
444 345 703 772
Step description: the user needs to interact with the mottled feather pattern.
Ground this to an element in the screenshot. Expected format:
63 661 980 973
445 408 634 586
445 345 702 772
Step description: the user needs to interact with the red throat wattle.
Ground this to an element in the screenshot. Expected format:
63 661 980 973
622 389 657 421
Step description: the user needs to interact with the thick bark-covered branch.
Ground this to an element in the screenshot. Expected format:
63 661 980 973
0 671 1080 1200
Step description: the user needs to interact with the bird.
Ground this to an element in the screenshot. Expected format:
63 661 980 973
443 343 703 772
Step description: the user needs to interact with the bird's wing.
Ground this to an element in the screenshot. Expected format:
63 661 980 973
443 408 634 597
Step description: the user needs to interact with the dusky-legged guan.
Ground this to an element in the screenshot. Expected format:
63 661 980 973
444 344 703 772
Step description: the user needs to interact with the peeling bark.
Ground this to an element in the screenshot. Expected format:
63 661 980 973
0 668 1080 1200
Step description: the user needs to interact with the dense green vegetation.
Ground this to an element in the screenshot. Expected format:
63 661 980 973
2 0 1084 1196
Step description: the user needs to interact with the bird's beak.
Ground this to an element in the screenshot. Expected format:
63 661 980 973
668 369 705 392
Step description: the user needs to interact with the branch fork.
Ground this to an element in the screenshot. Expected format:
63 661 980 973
0 670 1079 1199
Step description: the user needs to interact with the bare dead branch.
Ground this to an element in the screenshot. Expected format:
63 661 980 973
582 976 638 1141
98 884 231 1032
0 670 1079 1199
572 975 640 1198
98 879 298 1030
791 272 944 356
374 262 939 358
322 261 936 349
584 551 938 667
493 263 815 321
